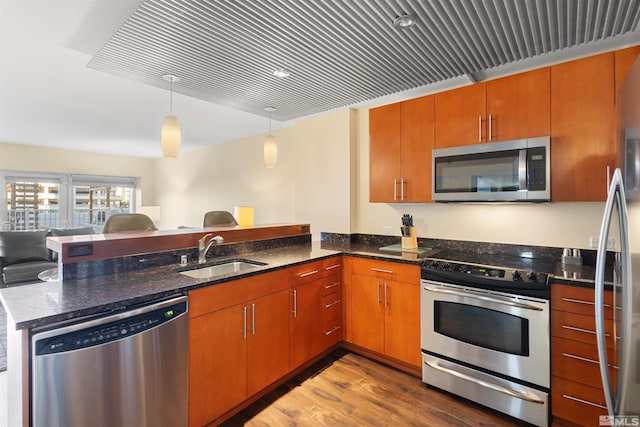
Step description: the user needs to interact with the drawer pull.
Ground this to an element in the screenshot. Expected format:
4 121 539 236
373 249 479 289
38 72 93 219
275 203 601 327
325 299 341 309
324 282 340 289
562 325 610 337
561 297 610 308
324 264 341 271
325 325 341 336
298 269 319 278
562 352 599 364
562 394 607 410
370 267 393 274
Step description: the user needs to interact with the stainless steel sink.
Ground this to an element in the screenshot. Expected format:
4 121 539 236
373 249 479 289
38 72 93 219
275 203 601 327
179 260 266 279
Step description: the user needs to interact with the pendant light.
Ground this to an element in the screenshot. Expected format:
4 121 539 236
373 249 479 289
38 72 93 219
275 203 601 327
263 106 277 168
161 74 181 158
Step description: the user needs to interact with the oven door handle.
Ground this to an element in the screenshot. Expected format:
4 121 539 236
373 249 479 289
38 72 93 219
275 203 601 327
423 285 544 311
424 359 545 404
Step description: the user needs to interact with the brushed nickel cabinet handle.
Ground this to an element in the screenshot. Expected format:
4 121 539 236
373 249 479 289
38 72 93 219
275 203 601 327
299 270 319 278
400 178 405 201
561 297 610 308
393 178 398 201
251 303 255 336
384 282 388 306
370 267 393 274
478 115 482 142
562 324 610 337
376 281 381 305
562 352 598 365
562 394 607 410
488 114 493 141
324 264 341 271
324 282 340 289
242 306 247 340
324 299 341 309
325 325 341 336
292 290 297 318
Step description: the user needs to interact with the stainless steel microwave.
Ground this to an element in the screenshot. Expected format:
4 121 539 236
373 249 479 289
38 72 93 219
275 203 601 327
432 136 550 202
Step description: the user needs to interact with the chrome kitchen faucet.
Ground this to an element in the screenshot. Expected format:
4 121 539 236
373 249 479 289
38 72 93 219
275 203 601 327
198 233 224 263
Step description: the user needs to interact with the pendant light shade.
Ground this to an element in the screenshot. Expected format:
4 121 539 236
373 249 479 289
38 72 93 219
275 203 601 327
264 134 277 168
161 74 180 158
161 115 181 158
264 106 277 168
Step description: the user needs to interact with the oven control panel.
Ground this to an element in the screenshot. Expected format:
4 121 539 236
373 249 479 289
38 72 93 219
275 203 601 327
421 258 550 299
422 259 547 283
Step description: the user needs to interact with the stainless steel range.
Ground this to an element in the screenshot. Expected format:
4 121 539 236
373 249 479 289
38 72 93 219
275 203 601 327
420 258 550 426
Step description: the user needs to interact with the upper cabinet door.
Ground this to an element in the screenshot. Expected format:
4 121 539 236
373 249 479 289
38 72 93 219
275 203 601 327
400 96 434 202
369 103 401 202
486 67 551 142
551 52 615 201
435 83 486 148
614 46 640 104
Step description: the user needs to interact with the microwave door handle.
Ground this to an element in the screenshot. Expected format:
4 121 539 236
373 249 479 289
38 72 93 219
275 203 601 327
519 149 527 190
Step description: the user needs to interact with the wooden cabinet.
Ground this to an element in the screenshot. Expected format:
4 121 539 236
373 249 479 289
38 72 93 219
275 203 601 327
434 68 550 148
369 95 434 202
188 270 290 426
551 52 616 201
615 46 640 103
289 256 342 368
320 257 343 348
551 283 617 426
347 257 421 368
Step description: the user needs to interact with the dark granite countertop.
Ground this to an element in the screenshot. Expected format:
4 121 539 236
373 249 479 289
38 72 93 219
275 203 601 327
0 238 601 330
0 240 436 330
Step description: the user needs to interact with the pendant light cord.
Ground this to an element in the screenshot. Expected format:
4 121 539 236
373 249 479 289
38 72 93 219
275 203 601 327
170 78 174 115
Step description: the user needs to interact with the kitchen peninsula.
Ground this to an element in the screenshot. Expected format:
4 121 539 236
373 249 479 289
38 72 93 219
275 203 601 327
0 224 433 427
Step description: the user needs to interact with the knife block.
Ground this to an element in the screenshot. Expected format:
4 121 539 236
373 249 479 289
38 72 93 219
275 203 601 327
401 226 418 250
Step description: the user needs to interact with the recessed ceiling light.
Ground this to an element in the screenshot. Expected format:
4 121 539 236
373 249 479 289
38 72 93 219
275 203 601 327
264 106 277 112
393 13 417 29
273 68 290 78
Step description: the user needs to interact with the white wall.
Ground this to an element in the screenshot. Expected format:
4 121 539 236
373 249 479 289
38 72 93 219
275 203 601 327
152 109 352 239
0 142 156 204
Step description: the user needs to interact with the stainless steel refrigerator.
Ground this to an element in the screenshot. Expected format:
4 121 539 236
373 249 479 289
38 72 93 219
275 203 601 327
593 52 640 419
594 168 640 418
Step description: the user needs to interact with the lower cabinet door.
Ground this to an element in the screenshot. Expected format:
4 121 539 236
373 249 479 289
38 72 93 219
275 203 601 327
189 303 247 427
247 289 290 396
350 275 385 354
384 280 421 367
290 280 325 369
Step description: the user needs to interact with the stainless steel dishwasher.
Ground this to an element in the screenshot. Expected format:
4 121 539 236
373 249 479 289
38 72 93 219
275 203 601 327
31 295 188 427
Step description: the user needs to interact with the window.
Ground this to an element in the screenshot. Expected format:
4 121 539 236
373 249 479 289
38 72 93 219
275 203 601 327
1 172 136 231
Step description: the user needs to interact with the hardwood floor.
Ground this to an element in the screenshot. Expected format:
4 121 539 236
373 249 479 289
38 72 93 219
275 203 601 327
221 349 531 426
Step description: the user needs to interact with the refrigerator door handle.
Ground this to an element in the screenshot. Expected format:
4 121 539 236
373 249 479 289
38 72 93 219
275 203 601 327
595 168 633 417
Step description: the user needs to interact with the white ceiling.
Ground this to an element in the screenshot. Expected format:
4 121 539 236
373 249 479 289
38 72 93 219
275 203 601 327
2 0 640 159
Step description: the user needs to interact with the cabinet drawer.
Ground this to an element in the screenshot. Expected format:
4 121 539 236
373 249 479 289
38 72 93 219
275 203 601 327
322 291 341 321
189 269 289 318
289 260 323 286
551 284 614 319
321 257 342 278
320 276 341 296
350 257 419 284
551 337 618 389
551 309 615 348
552 376 608 426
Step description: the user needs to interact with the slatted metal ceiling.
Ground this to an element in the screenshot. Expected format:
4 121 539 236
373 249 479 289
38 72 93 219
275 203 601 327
88 0 640 121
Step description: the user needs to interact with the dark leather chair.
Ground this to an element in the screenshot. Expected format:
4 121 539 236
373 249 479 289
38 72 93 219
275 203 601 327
103 213 157 233
203 211 238 227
